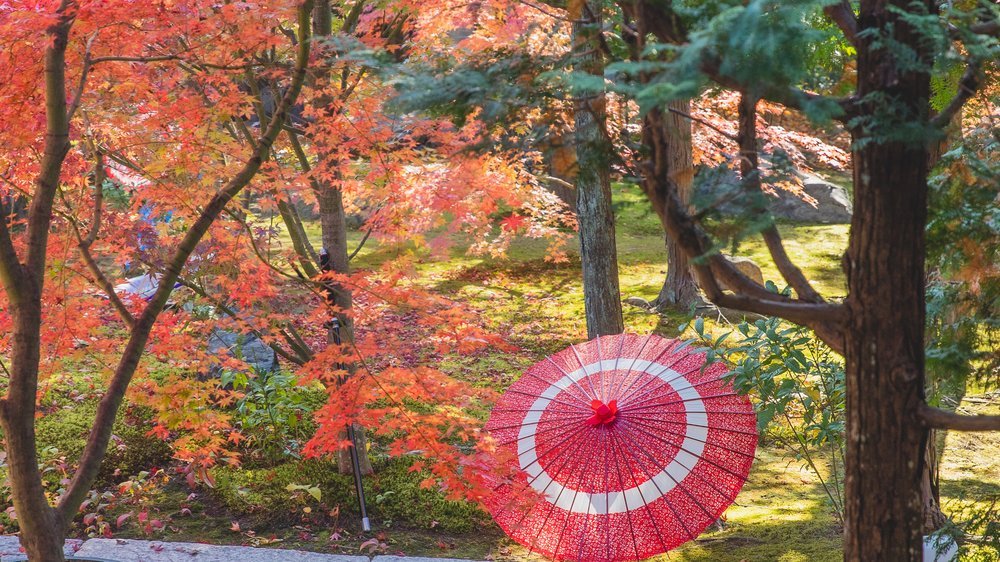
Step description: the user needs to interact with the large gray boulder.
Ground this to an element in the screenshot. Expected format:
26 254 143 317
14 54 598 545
695 167 852 224
768 172 852 224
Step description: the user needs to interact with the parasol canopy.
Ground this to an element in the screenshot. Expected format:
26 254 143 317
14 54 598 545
484 333 757 561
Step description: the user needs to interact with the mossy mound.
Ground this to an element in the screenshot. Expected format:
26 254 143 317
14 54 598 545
209 456 489 533
34 401 174 486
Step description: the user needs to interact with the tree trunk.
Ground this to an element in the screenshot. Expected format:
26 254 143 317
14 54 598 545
842 4 933 557
2 300 68 562
653 100 700 310
570 0 624 339
843 134 930 562
313 0 373 476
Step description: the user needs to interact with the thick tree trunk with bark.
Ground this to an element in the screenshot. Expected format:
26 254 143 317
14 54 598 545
653 100 700 310
842 5 934 557
570 0 624 339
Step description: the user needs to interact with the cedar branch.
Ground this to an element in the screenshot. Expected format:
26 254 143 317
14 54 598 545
919 402 1000 431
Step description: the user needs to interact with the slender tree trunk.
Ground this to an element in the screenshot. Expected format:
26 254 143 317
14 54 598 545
653 100 700 310
842 4 933 556
570 0 624 339
2 300 68 562
312 0 373 476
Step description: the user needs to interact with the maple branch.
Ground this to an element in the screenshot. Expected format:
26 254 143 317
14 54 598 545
823 0 859 49
88 54 256 71
918 402 1000 431
24 2 74 290
58 0 316 524
0 202 23 304
931 59 981 129
69 156 136 328
77 244 135 328
348 228 373 262
67 31 98 124
84 150 104 247
168 273 308 366
737 94 824 303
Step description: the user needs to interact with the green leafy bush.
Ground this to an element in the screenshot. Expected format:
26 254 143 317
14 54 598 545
691 314 846 523
221 368 325 466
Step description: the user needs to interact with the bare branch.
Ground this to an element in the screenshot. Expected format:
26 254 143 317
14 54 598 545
348 228 372 262
919 402 1000 432
823 0 859 48
931 60 981 129
737 94 824 303
667 106 738 142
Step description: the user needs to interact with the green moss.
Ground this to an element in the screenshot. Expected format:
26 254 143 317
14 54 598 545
34 401 173 486
368 457 489 533
210 456 488 533
209 459 356 526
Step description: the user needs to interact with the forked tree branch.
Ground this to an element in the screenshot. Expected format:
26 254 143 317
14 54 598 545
56 0 316 524
737 94 824 303
919 402 1000 431
64 149 136 327
642 107 846 353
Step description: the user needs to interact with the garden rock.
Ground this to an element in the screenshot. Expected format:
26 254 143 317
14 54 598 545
207 329 278 373
74 540 368 562
769 172 853 224
696 168 852 224
719 255 765 291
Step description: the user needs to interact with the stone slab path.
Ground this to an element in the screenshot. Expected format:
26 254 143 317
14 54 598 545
0 537 487 562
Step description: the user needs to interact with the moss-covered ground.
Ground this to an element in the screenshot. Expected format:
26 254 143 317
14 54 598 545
29 182 997 560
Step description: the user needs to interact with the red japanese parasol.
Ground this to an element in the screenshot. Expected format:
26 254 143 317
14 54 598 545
484 334 757 561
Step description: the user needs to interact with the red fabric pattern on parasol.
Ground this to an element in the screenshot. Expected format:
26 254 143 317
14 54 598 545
483 334 757 561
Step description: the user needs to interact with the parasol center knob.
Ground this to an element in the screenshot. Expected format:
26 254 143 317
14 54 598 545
587 399 618 427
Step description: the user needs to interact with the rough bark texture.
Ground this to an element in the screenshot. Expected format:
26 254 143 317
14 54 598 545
653 100 700 310
312 0 373 476
570 0 624 339
842 3 934 558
